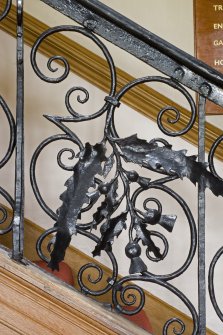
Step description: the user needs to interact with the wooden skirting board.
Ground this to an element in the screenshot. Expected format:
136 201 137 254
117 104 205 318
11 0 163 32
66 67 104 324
0 4 223 160
0 209 217 335
0 246 150 335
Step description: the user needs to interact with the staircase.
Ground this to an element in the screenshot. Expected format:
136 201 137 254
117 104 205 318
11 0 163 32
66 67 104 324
1 1 223 334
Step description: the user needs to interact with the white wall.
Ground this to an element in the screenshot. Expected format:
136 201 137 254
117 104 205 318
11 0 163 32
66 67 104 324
1 1 223 333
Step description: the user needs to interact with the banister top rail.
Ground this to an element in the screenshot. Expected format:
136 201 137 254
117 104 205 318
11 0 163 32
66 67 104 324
69 0 223 87
41 0 223 108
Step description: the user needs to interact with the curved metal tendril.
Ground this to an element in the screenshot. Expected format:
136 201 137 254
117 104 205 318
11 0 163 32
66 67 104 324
108 76 196 139
146 231 169 262
112 282 145 315
208 135 223 181
30 25 116 121
77 228 118 296
30 25 201 329
0 96 16 169
132 184 196 281
208 246 223 322
30 134 83 221
0 186 14 235
65 86 90 118
112 275 198 334
163 318 186 335
36 227 58 262
0 0 11 21
0 206 7 224
57 148 77 171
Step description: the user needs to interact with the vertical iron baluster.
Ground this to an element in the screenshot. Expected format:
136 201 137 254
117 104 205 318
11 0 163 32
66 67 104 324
198 94 206 334
12 0 24 261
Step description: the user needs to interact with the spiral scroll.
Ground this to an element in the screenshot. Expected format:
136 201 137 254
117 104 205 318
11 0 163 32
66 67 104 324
0 96 15 235
31 25 117 122
0 0 11 21
0 96 15 169
0 187 14 234
208 135 223 181
106 76 196 139
29 21 215 334
209 247 223 322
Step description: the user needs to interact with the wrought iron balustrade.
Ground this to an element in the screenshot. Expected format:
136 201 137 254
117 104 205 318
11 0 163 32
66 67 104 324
1 1 223 334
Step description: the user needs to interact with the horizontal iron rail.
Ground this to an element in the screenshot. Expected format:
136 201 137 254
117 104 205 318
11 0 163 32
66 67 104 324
41 0 223 108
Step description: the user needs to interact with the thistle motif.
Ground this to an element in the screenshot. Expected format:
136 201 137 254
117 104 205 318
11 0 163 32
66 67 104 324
48 134 223 271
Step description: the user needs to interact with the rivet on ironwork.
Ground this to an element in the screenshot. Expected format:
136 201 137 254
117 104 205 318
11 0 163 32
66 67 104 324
199 83 212 97
104 96 121 107
83 19 98 31
173 67 185 80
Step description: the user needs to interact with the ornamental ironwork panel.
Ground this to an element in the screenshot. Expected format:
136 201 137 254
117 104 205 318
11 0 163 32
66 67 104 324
1 1 223 334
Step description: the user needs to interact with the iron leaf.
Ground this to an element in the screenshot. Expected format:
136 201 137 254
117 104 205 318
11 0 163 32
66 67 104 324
134 218 162 259
93 178 119 224
103 153 115 178
92 212 127 257
48 141 107 270
116 134 223 196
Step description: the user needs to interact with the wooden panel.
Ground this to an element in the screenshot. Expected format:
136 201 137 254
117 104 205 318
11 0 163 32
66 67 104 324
194 0 223 114
0 247 149 335
0 321 23 335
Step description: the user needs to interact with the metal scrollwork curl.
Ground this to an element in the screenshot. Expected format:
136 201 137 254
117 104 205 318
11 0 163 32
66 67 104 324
112 282 145 315
46 55 70 81
78 262 113 296
132 183 197 281
0 187 14 235
146 231 169 262
30 23 223 333
30 133 83 221
208 134 223 181
36 227 58 262
0 0 11 21
57 148 77 171
77 229 118 296
31 25 116 121
108 76 196 138
0 96 15 169
112 275 198 334
65 86 90 118
0 96 15 235
208 246 223 322
0 206 7 224
163 318 186 335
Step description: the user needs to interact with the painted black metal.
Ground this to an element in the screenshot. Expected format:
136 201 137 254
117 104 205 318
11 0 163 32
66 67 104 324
41 0 223 109
208 137 223 325
12 0 24 261
28 17 223 332
208 246 223 322
1 0 223 334
0 1 15 237
0 0 11 21
27 1 223 333
197 95 206 334
70 0 223 87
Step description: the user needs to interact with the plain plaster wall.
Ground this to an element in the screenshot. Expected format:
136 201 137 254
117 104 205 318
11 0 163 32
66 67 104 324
0 1 223 333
